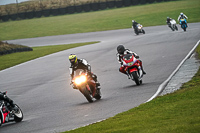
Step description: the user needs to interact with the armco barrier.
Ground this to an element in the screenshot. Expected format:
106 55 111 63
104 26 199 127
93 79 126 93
0 0 170 22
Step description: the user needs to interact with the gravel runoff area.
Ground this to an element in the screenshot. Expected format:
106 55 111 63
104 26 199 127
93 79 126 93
160 53 200 96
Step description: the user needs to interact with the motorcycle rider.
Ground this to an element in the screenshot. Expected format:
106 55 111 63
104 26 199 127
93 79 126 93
177 12 188 26
69 54 100 90
166 17 173 27
132 20 139 30
116 45 146 78
0 91 17 111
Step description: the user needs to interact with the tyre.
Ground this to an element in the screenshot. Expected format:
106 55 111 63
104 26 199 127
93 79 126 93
131 71 140 85
175 25 178 31
142 29 145 34
81 88 93 103
0 115 2 126
135 30 139 35
14 104 23 123
184 27 186 31
94 90 101 100
171 27 175 31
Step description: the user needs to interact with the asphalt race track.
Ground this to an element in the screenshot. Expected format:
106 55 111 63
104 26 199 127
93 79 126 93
0 23 200 133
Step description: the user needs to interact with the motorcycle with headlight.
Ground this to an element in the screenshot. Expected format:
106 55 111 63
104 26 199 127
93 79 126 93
0 91 23 126
71 69 101 103
134 24 145 35
122 54 143 85
179 18 187 31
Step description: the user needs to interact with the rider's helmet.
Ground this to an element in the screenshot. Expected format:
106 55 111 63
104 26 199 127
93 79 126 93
167 17 170 21
180 12 183 17
69 54 78 66
117 45 125 55
132 20 135 22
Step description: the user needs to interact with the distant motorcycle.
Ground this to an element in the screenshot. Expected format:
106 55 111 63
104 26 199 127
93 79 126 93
71 69 101 103
134 24 145 35
122 54 143 85
179 18 187 31
168 19 178 31
0 91 23 126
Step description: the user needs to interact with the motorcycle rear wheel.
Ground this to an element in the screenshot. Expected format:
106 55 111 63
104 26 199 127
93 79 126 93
0 115 2 126
94 90 101 100
14 104 23 123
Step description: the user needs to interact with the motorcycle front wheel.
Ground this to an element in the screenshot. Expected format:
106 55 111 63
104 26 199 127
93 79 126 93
80 88 93 103
131 71 140 85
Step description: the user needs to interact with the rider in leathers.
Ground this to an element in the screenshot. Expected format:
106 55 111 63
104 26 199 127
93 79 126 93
0 91 16 111
116 45 146 78
177 12 188 27
69 54 100 90
166 17 173 27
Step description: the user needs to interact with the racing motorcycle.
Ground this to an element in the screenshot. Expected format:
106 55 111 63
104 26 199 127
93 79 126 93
71 69 101 103
179 18 187 31
168 19 178 31
0 91 23 126
134 24 145 35
122 54 143 85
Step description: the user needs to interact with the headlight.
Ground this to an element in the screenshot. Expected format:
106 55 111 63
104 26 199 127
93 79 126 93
74 75 87 85
138 26 142 29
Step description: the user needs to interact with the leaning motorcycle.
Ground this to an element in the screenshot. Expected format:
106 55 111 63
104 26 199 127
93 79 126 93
168 19 178 31
134 24 145 35
71 69 101 103
122 54 143 85
0 92 23 126
179 18 187 31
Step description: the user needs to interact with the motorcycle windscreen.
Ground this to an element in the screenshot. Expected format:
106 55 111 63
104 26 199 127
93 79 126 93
73 69 85 77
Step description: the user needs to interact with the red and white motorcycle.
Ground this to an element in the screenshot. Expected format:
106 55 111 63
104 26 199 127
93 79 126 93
122 54 143 85
0 91 23 126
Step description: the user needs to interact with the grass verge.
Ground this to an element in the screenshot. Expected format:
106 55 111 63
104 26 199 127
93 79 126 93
0 41 99 71
63 44 200 133
0 0 200 40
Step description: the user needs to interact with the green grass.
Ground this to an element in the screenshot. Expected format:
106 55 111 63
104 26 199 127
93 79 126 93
0 41 99 70
0 0 200 41
63 44 200 133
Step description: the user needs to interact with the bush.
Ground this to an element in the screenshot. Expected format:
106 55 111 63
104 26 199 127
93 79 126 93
0 41 33 55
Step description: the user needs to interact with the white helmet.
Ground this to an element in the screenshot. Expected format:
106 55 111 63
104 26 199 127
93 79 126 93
132 20 135 22
180 12 183 15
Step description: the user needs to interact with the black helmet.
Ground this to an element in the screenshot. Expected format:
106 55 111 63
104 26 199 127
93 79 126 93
117 45 125 54
167 17 170 21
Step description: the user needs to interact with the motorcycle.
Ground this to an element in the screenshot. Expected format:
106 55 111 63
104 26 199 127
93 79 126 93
71 69 101 103
122 54 143 85
168 19 178 31
179 18 187 31
0 91 23 126
134 24 145 35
